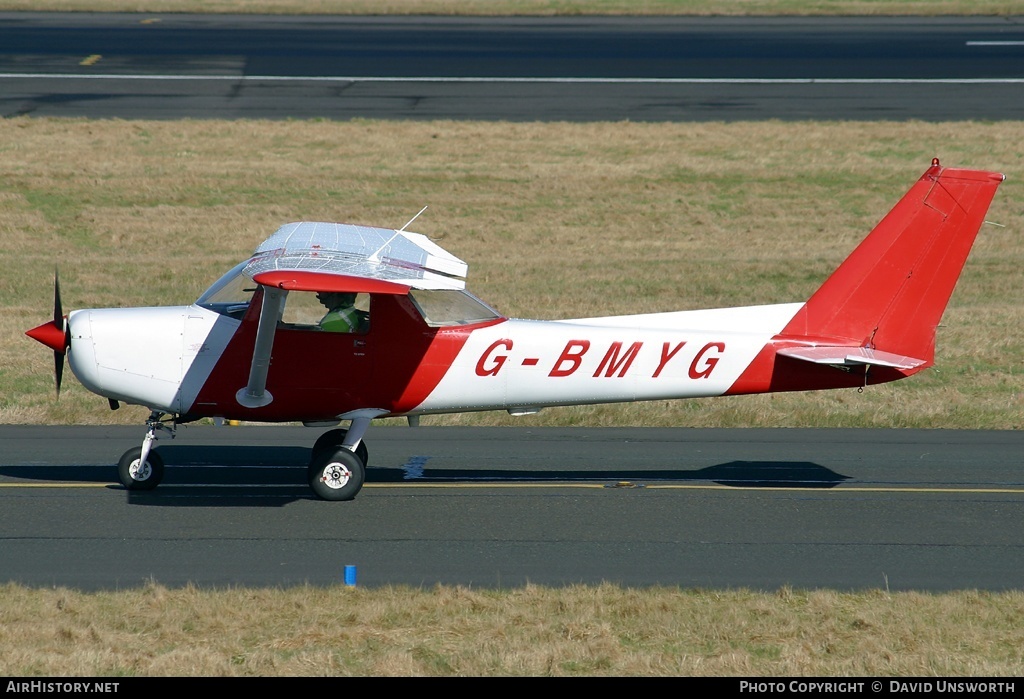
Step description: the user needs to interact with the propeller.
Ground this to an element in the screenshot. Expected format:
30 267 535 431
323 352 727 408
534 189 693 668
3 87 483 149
25 270 71 396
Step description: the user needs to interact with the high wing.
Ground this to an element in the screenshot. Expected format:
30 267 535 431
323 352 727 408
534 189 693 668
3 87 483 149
247 221 468 291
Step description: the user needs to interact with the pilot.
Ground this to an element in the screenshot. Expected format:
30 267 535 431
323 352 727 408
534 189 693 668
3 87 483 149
317 291 360 333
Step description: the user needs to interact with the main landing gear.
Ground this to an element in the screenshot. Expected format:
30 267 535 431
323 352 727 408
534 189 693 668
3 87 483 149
306 416 371 502
116 412 372 501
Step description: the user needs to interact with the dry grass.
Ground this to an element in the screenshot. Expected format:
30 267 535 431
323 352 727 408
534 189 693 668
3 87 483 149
1 1 1021 16
0 582 1021 676
3 118 1022 428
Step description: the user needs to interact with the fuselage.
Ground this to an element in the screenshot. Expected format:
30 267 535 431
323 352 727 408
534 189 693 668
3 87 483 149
64 288 824 422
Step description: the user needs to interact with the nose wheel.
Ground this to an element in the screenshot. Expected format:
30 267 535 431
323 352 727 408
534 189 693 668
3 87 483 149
118 410 173 491
118 445 165 490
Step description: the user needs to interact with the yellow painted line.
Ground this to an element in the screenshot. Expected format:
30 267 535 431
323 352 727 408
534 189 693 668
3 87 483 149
79 54 102 66
364 483 612 489
140 18 162 25
0 482 109 488
364 483 1024 494
641 484 1024 494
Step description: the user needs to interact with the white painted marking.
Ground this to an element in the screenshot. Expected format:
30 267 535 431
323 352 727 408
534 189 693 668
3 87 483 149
1 74 1024 84
966 41 1024 46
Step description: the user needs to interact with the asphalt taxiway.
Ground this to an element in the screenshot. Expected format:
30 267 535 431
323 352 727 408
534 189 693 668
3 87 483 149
2 425 1021 590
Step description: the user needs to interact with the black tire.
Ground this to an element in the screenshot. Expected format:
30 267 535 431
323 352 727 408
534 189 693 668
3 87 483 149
309 447 365 501
117 446 165 491
312 428 369 466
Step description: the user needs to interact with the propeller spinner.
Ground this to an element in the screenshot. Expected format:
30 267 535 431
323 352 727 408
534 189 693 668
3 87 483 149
25 272 71 396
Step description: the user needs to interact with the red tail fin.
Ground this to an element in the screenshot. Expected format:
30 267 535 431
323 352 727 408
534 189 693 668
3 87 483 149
782 159 1004 366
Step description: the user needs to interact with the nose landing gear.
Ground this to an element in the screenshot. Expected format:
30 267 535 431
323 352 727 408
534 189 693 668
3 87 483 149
117 411 174 491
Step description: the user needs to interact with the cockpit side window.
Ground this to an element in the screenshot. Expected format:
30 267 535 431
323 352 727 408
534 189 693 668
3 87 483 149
195 262 256 319
280 290 370 334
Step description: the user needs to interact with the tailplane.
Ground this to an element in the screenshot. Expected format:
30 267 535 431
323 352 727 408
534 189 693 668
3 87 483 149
780 159 1004 369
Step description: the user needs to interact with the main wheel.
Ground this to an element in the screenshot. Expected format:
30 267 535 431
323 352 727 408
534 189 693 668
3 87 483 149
117 447 165 491
312 428 369 466
309 447 365 501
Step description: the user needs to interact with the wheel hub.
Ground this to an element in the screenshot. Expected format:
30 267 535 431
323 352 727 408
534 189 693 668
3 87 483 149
128 459 151 482
320 461 352 490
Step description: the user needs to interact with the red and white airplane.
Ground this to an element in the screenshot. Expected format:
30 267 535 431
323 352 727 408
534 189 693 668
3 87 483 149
26 159 1004 501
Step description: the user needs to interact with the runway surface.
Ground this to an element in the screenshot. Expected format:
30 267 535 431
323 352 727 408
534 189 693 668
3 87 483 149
2 425 1022 591
1 13 1023 120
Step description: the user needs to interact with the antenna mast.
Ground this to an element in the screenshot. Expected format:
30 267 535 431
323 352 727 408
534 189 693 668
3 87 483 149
399 205 429 232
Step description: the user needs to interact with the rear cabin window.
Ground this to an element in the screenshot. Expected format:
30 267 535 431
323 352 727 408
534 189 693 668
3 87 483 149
409 289 501 327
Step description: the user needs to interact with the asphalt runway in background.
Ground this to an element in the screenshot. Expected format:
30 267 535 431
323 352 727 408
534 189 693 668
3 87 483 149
2 425 1022 590
1 13 1022 120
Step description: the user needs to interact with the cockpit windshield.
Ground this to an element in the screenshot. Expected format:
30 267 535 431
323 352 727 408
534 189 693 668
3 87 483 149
195 262 257 319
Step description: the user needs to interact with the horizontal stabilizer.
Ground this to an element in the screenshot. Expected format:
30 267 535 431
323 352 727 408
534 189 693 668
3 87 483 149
777 346 927 370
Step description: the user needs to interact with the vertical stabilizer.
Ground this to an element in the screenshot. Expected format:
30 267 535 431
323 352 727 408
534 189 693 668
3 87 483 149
782 159 1004 366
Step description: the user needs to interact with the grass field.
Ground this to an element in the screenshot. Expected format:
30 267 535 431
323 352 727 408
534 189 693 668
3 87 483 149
1 583 1022 676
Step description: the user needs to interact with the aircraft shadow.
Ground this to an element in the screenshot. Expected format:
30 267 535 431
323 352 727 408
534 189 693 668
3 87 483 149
2 445 849 507
370 461 851 489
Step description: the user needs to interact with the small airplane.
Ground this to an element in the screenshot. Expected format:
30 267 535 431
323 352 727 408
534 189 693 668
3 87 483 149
26 159 1004 501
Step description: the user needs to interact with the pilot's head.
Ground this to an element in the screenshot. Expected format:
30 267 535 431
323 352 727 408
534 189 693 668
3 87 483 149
317 292 356 310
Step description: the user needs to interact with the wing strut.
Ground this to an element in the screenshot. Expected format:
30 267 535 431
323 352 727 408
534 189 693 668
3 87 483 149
236 285 286 408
